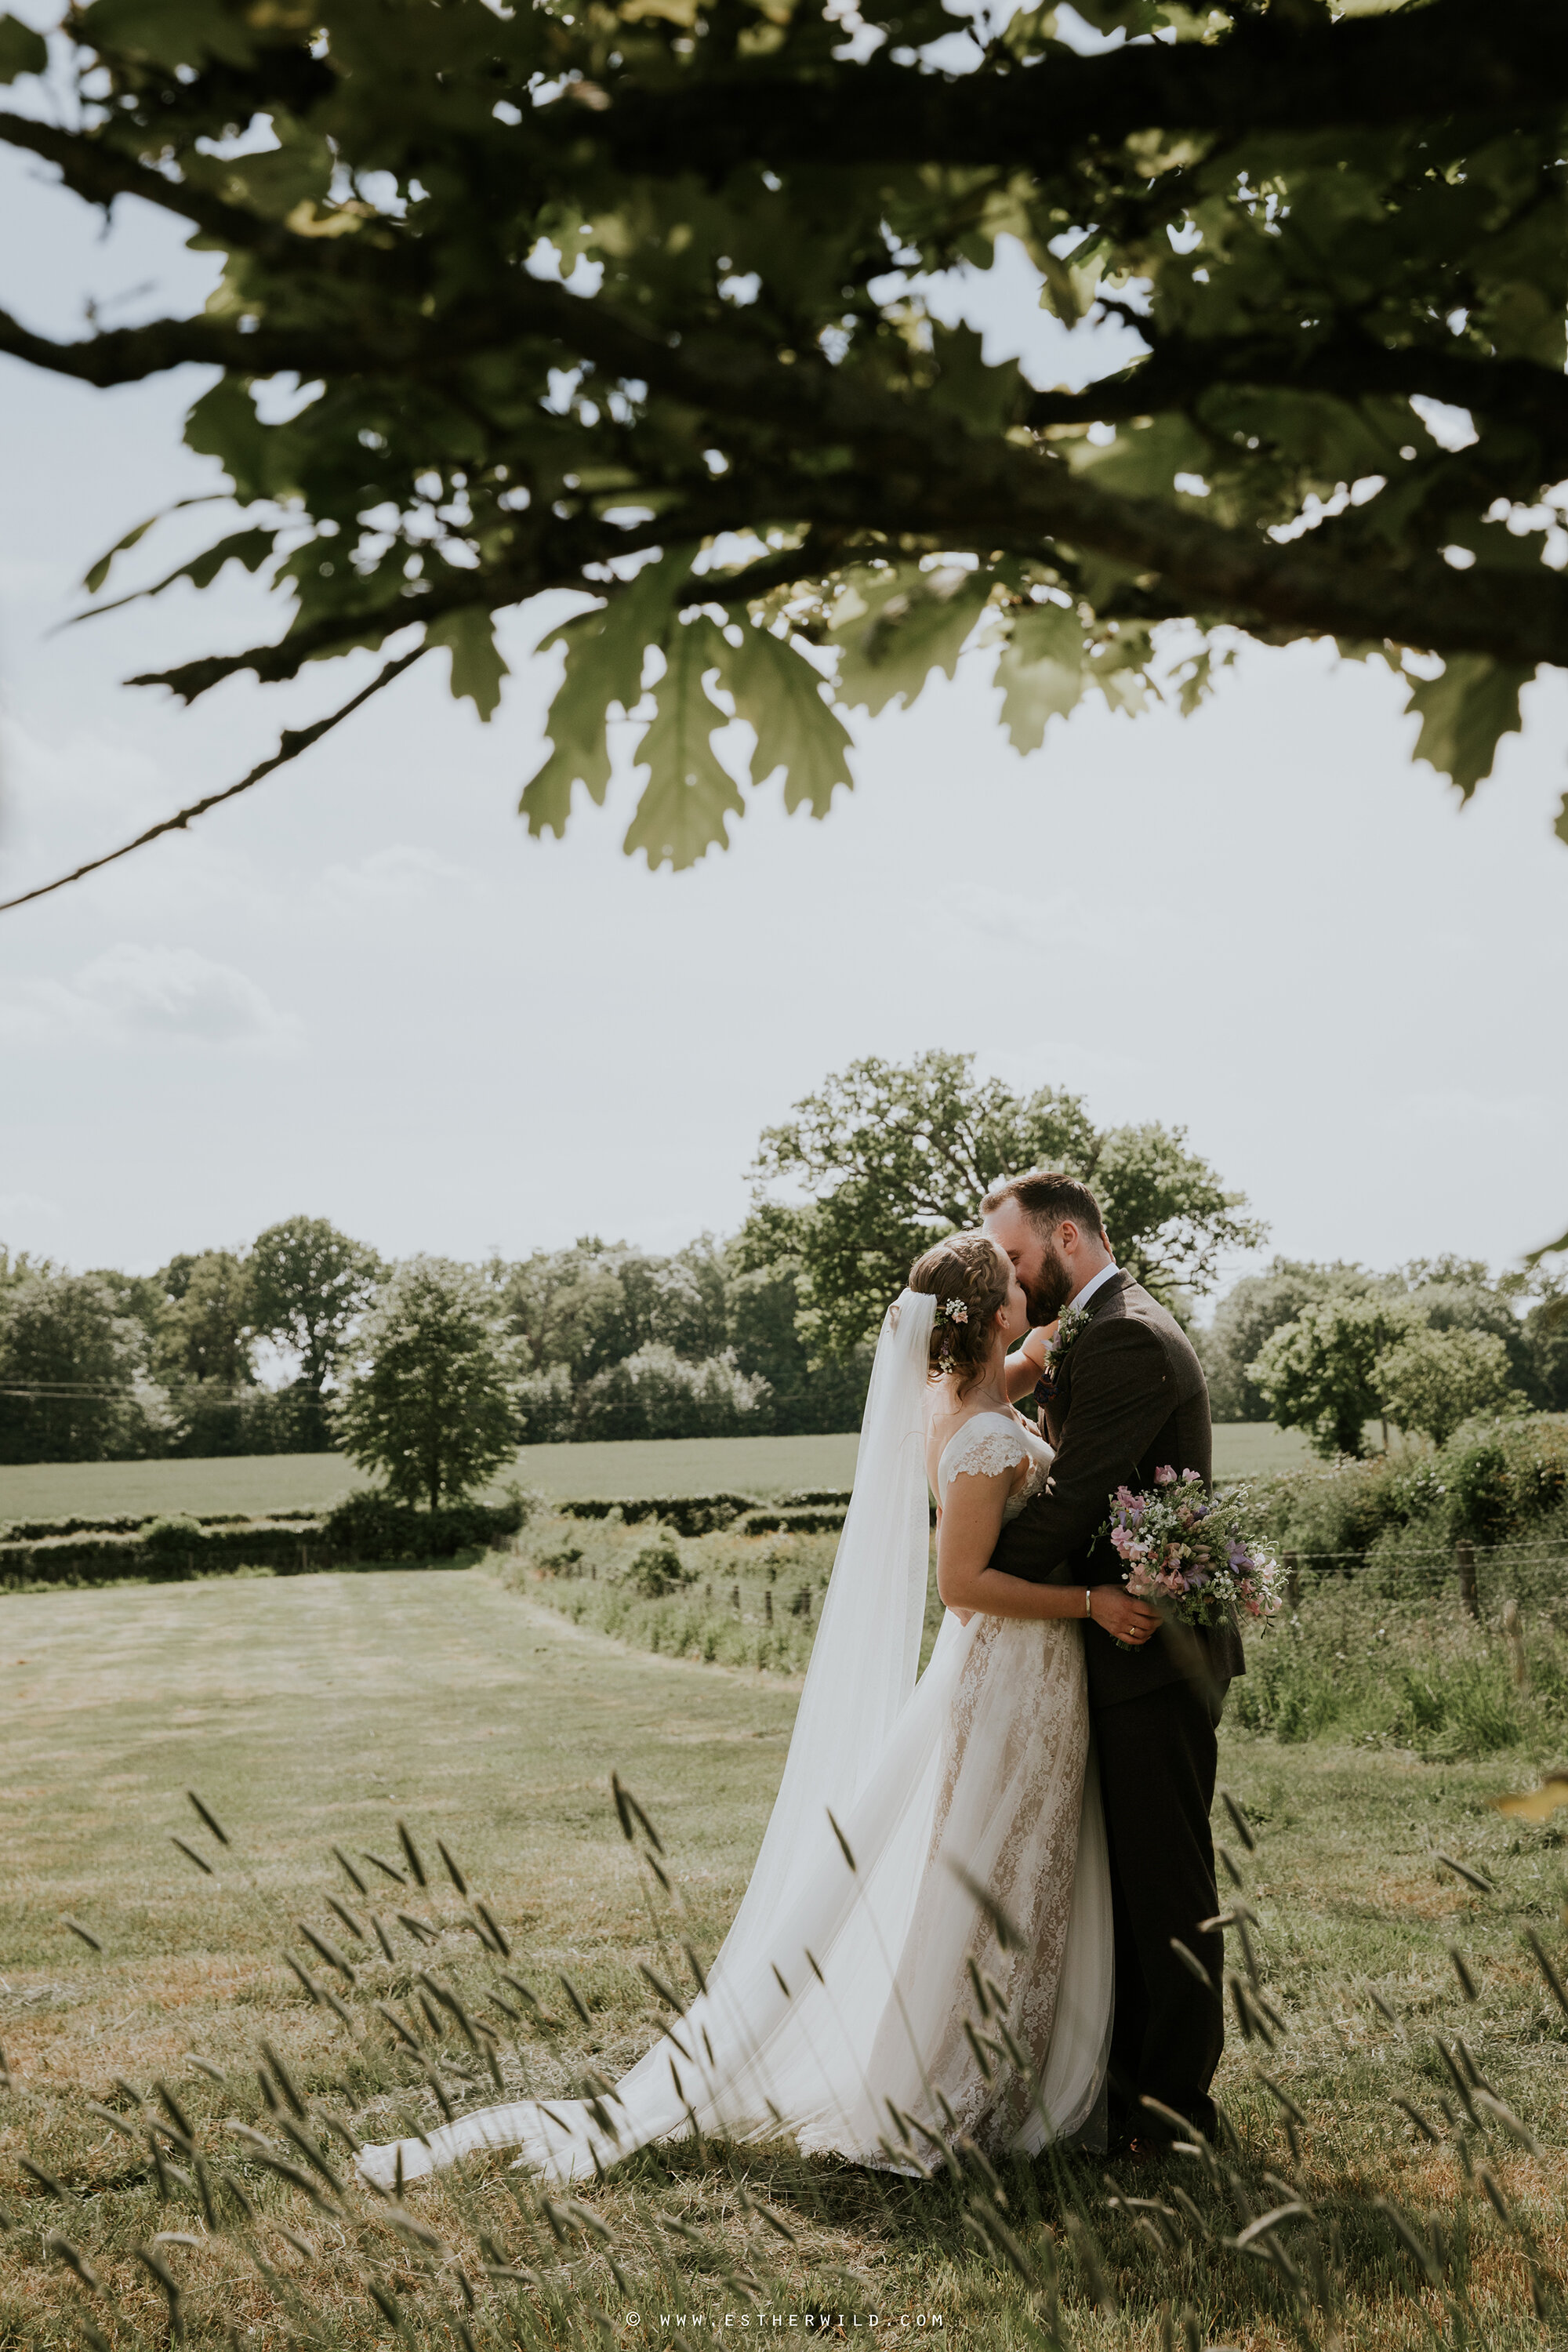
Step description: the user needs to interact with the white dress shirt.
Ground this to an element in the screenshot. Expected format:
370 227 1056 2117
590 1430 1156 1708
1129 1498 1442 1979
1067 1260 1120 1315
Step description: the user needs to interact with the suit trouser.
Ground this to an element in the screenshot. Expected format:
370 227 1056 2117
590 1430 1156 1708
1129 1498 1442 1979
1094 1673 1225 2141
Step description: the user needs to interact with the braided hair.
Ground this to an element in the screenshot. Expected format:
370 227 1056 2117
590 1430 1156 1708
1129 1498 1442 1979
907 1231 1011 1397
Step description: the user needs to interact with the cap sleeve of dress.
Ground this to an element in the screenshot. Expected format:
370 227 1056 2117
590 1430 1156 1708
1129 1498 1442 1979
938 1418 1030 1501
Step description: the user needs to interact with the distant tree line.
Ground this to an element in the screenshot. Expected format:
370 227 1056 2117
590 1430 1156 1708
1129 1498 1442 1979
0 1052 1269 1471
0 1218 383 1464
5 1094 1562 1482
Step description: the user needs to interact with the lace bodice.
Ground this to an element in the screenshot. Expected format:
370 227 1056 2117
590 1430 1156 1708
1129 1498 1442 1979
935 1410 1054 1523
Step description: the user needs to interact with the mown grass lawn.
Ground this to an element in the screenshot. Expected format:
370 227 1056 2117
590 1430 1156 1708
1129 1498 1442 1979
0 1425 1320 1528
5 1564 1568 2349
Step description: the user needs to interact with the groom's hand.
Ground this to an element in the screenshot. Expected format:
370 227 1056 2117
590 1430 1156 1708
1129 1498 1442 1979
1088 1588 1163 1646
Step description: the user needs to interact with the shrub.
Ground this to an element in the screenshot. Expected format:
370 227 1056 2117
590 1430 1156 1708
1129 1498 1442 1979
320 1487 530 1561
622 1534 692 1597
1255 1413 1568 1559
556 1493 758 1536
736 1505 849 1534
140 1512 206 1556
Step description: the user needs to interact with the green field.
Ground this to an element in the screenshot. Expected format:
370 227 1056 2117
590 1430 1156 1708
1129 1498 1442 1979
0 1423 1319 1526
3 1563 1567 2348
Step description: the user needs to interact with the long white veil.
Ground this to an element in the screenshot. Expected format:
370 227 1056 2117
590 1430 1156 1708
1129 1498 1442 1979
711 1287 938 1973
358 1288 1111 2187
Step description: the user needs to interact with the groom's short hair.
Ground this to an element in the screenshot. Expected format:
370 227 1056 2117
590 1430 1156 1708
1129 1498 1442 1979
981 1170 1107 1240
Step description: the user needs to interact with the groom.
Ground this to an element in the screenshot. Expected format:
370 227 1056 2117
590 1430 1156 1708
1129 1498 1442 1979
981 1170 1243 2155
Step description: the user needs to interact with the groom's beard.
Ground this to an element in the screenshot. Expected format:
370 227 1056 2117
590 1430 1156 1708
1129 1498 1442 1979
1024 1241 1073 1326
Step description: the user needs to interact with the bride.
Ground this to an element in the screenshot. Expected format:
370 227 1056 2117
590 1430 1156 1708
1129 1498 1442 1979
358 1232 1141 2190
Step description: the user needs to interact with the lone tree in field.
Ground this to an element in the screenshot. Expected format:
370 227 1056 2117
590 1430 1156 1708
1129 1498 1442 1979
336 1257 524 1508
750 1048 1263 1354
2 0 1568 909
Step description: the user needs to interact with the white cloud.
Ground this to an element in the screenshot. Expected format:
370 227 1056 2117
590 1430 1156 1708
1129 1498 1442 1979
5 943 299 1053
314 843 477 912
0 1190 63 1223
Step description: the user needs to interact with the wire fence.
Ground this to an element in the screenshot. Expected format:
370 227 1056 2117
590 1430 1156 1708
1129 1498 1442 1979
1280 1537 1568 1615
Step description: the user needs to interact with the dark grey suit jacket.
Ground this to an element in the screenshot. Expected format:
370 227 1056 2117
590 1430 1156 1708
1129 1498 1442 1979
988 1269 1245 1710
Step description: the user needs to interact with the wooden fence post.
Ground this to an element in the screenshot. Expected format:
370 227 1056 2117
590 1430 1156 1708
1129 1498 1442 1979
764 1588 773 1624
1285 1552 1300 1608
1456 1541 1479 1621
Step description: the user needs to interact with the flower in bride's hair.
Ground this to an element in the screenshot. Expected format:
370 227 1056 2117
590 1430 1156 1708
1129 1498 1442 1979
939 1298 970 1324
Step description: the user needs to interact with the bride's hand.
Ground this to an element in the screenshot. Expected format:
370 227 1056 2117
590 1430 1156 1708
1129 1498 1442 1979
1088 1588 1163 1646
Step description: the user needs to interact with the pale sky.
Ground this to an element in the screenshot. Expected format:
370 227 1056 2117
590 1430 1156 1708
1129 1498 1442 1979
3 138 1566 1299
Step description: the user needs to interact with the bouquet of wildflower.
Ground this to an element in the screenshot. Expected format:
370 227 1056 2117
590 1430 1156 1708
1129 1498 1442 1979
1102 1466 1283 1635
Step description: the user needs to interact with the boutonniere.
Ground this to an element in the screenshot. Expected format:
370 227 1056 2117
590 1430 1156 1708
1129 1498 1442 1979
1044 1301 1096 1376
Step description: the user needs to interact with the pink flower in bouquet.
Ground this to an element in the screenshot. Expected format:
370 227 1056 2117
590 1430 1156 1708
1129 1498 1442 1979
1153 1465 1178 1486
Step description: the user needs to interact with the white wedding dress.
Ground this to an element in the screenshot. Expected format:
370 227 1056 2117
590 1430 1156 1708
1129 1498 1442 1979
357 1294 1112 2189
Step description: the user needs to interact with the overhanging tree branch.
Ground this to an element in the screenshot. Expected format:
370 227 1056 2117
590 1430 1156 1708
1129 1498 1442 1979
0 643 428 916
1023 329 1568 463
1 0 1563 887
567 0 1568 178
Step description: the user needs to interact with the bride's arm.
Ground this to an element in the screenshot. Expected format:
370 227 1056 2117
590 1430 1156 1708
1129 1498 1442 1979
938 1471 1090 1623
938 1469 1162 1641
1004 1325 1056 1404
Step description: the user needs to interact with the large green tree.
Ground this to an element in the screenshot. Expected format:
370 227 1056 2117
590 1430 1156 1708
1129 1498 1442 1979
336 1255 524 1506
2 0 1568 912
155 1249 256 1387
752 1047 1262 1355
1248 1290 1414 1459
1196 1256 1381 1422
1373 1324 1522 1448
249 1214 383 1425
